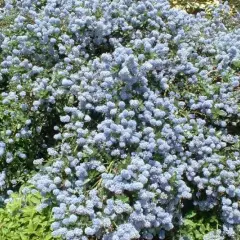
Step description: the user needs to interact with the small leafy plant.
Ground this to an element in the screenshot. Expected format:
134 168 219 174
0 188 56 240
180 209 220 240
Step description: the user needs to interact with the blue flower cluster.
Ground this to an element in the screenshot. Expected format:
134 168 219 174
203 230 224 240
0 0 239 239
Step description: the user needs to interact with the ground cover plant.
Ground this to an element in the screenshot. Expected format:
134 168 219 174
0 0 239 239
0 186 56 240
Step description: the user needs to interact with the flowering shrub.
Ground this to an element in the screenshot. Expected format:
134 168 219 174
0 0 239 239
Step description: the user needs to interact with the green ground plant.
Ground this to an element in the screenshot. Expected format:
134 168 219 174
179 210 220 239
0 187 56 240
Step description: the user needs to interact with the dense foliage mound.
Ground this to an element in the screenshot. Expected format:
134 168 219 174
0 0 239 239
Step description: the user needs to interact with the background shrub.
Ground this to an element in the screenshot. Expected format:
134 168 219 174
170 0 240 14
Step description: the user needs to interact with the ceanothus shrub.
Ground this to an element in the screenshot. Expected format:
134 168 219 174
0 0 239 239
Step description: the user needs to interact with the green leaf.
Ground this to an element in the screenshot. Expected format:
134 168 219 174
185 210 197 219
233 59 240 68
199 224 206 233
195 230 203 239
184 219 194 226
28 195 41 205
20 232 28 240
115 195 130 203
